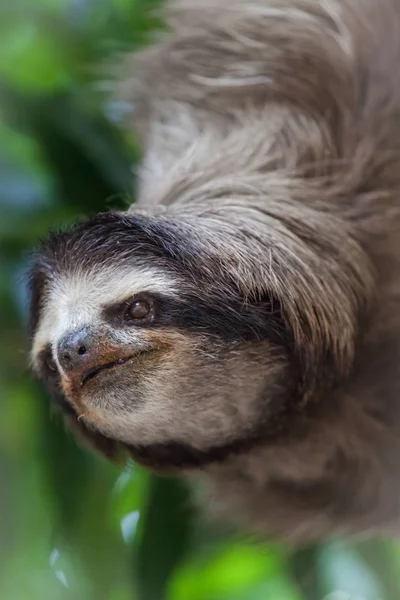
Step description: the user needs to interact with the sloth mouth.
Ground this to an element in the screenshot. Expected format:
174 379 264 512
81 355 134 387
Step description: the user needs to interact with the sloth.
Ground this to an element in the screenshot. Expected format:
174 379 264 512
28 0 400 543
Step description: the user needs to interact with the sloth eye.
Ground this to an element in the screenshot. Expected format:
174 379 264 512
125 299 152 322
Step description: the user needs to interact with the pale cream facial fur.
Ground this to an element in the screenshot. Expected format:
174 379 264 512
31 267 179 362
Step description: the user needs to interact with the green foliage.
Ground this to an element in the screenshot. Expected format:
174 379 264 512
1 1 400 599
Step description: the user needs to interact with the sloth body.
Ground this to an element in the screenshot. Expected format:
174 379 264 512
29 0 400 542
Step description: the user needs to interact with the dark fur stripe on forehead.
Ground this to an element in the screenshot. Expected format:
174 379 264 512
27 211 200 338
35 212 199 276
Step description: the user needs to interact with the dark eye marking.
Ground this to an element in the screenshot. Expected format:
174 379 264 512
103 291 287 345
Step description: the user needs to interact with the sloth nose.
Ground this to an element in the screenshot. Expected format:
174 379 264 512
57 327 94 372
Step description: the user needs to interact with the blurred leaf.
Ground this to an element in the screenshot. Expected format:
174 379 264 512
170 541 299 600
319 541 385 600
288 546 324 600
0 21 71 91
112 463 150 529
2 89 136 210
135 477 194 600
355 539 400 599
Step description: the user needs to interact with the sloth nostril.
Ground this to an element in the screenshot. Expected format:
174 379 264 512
57 328 92 371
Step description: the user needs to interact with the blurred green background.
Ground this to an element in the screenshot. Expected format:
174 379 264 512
1 1 400 599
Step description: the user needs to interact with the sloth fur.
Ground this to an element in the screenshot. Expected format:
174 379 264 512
28 0 400 543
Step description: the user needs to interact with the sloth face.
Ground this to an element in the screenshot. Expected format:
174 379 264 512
29 200 371 473
29 212 293 471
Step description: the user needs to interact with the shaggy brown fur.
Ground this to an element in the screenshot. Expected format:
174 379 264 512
29 0 400 543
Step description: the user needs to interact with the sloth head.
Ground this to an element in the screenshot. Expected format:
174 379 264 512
28 208 372 472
